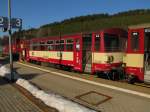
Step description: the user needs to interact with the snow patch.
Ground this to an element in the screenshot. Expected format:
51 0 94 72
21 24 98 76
0 65 18 80
16 78 96 112
0 65 96 112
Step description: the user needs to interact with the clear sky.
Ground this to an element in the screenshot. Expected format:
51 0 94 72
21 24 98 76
0 0 150 36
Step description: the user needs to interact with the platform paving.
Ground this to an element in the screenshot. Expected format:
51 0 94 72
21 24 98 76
13 62 150 112
0 77 43 112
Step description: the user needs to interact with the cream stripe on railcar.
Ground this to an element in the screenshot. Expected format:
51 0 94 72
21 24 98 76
29 51 73 61
124 54 144 68
29 51 59 59
92 52 124 64
62 52 73 61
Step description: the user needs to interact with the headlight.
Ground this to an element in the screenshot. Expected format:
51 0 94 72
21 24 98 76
122 63 126 67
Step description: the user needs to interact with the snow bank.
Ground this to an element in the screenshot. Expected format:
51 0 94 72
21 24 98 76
0 64 18 80
16 78 96 112
0 65 96 112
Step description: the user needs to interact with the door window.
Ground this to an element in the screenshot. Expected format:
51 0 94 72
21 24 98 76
94 34 100 51
76 39 80 51
131 32 139 51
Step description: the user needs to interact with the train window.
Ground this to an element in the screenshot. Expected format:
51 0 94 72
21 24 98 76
48 45 55 50
55 44 64 51
40 41 45 44
60 40 64 44
144 32 150 52
66 39 73 51
131 32 139 51
31 42 40 50
47 40 54 44
119 37 127 51
59 44 64 51
66 44 73 51
95 36 100 51
104 34 119 52
76 39 80 51
66 39 73 43
55 40 60 44
39 41 46 50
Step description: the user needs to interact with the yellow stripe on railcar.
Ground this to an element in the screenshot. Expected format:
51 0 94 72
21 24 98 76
124 54 144 68
29 51 73 61
92 52 124 64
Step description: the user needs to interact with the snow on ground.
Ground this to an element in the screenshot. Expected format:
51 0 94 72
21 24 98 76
0 65 96 112
0 64 18 80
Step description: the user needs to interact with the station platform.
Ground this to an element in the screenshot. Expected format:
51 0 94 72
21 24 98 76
0 77 43 112
12 62 150 112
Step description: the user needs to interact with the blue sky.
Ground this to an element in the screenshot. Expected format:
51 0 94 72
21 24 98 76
0 0 150 36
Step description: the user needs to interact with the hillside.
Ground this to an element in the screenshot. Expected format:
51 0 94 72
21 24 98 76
12 9 150 39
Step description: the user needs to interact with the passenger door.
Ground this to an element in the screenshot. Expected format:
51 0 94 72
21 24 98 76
128 28 144 81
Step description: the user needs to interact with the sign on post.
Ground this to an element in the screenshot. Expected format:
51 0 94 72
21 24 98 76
0 16 8 28
0 16 22 30
11 18 22 29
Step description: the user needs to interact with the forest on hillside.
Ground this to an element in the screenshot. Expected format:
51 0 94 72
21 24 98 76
11 9 150 39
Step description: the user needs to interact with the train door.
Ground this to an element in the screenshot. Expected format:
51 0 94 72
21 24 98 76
82 34 92 73
128 28 150 82
127 28 145 82
144 28 150 82
74 38 82 72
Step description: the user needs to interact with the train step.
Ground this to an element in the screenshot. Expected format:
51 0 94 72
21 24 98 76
84 64 91 73
144 72 150 83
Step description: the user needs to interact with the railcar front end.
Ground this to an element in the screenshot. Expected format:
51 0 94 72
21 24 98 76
92 28 127 80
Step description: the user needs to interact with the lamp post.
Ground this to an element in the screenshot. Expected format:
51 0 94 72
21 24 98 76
8 0 14 81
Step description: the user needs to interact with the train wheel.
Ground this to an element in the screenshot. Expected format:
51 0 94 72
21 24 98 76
128 75 136 84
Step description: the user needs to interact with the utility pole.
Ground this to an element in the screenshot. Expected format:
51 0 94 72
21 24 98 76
8 0 14 81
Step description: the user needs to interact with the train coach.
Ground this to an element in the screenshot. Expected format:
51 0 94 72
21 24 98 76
20 28 127 79
2 39 21 59
124 25 150 83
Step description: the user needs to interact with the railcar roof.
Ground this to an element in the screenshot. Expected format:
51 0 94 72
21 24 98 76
28 28 127 41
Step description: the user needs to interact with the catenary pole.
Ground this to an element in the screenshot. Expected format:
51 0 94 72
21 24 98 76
8 0 14 81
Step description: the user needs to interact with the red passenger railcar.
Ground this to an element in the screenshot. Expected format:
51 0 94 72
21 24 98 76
124 26 150 83
20 28 127 79
2 39 21 59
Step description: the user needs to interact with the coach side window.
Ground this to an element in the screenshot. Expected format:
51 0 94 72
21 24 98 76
55 40 64 51
32 42 39 50
94 35 100 51
131 32 139 51
40 41 46 50
66 39 73 51
47 40 55 51
60 40 64 51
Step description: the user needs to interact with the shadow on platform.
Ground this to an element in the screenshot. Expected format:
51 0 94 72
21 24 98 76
0 77 9 85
